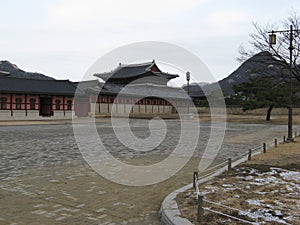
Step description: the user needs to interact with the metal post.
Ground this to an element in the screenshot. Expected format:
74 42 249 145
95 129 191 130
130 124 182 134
193 171 198 189
275 139 277 148
197 194 204 223
287 24 294 142
228 158 232 171
263 143 266 153
248 149 252 161
269 25 299 142
186 72 190 114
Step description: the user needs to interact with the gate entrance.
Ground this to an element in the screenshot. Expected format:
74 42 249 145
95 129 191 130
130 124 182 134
40 96 52 116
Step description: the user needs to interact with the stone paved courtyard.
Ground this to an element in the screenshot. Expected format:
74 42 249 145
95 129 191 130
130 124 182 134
0 118 293 224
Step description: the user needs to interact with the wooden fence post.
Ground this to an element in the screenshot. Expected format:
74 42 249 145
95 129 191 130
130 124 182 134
263 143 266 153
197 194 204 223
193 171 198 189
248 149 252 161
275 139 277 148
228 158 232 171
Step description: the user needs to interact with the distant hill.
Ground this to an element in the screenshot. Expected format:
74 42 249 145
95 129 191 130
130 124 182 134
0 61 54 80
186 51 291 98
218 51 289 95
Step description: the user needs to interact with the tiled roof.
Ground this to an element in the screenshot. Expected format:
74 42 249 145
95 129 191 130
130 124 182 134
94 61 179 81
0 77 78 95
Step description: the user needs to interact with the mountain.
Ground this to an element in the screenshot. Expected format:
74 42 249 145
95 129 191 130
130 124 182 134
218 51 289 95
0 61 54 80
186 51 291 98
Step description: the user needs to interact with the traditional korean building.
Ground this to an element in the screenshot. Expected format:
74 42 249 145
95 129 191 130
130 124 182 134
0 60 190 120
76 60 190 116
0 76 77 120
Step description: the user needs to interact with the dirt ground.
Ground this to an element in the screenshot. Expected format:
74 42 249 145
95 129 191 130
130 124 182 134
198 114 300 125
1 114 300 126
177 137 300 225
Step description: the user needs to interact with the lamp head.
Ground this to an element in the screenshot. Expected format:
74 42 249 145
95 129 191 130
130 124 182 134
186 71 190 82
269 31 276 45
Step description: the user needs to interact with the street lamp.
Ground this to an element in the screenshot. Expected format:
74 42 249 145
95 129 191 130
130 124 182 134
269 25 299 142
186 71 190 114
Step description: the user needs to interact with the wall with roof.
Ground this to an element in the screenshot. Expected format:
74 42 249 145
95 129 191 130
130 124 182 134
0 93 75 120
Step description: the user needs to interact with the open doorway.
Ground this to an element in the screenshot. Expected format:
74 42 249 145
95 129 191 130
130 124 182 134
40 96 52 116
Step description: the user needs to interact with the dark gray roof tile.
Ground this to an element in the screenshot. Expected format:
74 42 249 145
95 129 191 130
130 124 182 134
0 77 78 95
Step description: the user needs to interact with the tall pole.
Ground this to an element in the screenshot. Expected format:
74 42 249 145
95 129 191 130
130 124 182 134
287 24 294 141
186 72 190 114
269 25 298 142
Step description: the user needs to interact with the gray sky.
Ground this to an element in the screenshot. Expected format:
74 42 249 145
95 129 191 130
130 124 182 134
1 0 299 85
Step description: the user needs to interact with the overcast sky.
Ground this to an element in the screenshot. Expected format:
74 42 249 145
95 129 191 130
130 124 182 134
1 0 299 85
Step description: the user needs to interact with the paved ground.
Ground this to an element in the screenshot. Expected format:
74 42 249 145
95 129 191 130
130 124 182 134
0 118 295 224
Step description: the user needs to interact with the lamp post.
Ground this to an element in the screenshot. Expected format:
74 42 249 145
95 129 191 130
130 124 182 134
186 71 190 114
269 25 298 142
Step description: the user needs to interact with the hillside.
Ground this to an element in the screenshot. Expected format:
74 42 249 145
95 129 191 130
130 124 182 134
218 51 289 95
185 51 290 97
0 61 54 80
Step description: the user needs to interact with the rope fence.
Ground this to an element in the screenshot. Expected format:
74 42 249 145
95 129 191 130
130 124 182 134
193 130 300 223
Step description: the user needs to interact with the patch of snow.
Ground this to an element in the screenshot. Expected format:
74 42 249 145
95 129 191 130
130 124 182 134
222 184 234 188
256 191 267 195
274 200 284 206
238 208 289 224
284 215 294 221
254 176 277 184
250 181 265 186
274 210 283 217
280 170 300 182
265 204 274 209
244 176 254 181
204 186 219 193
246 199 262 206
224 187 239 191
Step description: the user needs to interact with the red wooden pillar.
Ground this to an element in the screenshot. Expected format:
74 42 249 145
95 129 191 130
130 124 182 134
107 96 109 113
138 100 140 113
63 96 66 116
98 96 100 113
152 99 153 113
10 93 13 116
25 94 27 116
124 98 126 113
116 98 118 113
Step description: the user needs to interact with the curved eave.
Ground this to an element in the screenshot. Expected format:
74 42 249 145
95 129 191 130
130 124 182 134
87 85 189 100
96 72 178 82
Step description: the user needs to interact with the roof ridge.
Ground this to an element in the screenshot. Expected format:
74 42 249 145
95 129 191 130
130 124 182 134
127 83 181 89
120 61 153 67
0 76 72 82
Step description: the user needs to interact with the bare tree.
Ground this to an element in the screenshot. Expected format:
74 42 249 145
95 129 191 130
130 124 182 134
238 11 300 82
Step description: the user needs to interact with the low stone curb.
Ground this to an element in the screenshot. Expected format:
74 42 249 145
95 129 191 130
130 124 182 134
158 154 258 225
